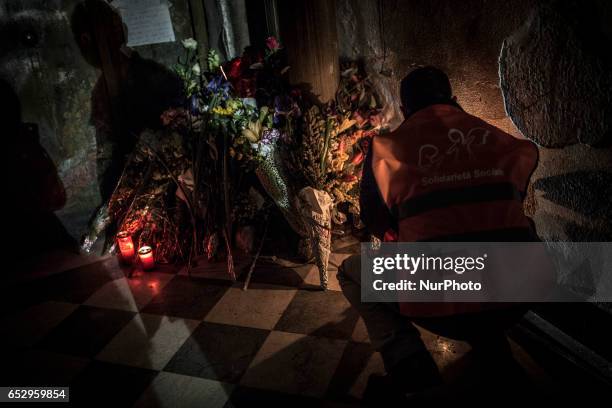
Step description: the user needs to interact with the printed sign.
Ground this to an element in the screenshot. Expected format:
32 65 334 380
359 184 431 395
113 0 175 47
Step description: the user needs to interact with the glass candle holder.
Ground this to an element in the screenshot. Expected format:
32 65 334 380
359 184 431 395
138 246 155 270
116 231 135 262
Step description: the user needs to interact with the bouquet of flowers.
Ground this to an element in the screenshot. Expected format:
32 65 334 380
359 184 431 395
293 62 384 224
81 128 190 264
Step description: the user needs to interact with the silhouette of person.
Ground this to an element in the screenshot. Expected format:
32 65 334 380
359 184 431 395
70 0 185 202
3 78 76 256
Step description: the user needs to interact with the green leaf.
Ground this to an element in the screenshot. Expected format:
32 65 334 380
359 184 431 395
207 49 221 72
369 95 377 109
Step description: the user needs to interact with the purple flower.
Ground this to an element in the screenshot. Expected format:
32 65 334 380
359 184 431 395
261 128 280 145
273 95 301 125
205 76 231 99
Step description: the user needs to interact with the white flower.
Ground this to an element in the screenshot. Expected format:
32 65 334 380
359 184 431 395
242 98 257 108
182 38 198 50
192 63 201 75
259 143 273 157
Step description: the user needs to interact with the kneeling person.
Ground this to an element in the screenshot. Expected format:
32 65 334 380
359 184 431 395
339 66 538 399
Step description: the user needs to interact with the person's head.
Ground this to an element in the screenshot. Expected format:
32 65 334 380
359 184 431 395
71 0 126 67
400 66 458 119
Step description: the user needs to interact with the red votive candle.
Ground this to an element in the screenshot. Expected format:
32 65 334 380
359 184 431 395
116 231 135 261
138 246 155 270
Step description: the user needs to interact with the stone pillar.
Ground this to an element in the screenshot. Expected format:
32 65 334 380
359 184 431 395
277 0 339 103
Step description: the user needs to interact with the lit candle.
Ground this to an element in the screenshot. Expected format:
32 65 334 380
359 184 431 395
138 246 155 270
116 231 135 262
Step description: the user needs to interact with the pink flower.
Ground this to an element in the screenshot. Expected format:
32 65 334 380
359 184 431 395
350 151 364 165
266 36 281 51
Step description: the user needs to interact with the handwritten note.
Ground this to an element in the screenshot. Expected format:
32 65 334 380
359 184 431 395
113 0 175 47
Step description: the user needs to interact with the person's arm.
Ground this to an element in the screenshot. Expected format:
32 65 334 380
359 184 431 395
359 146 397 240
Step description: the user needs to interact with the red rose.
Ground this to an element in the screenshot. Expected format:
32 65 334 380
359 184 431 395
266 36 280 51
228 58 242 79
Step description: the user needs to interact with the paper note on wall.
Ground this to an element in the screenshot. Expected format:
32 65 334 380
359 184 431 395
113 0 175 47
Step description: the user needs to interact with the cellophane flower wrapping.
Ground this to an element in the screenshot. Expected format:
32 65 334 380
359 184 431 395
255 138 307 237
298 187 333 289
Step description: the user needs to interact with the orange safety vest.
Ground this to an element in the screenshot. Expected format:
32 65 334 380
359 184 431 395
371 104 539 317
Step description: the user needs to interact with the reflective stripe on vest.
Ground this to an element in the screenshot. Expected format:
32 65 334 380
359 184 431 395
390 182 523 220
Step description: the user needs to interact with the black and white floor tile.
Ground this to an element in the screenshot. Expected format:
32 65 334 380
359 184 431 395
0 236 555 407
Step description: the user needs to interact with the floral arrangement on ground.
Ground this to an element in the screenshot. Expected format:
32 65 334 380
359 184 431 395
82 36 386 289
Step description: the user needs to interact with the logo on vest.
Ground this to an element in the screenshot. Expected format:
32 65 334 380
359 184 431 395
417 127 491 171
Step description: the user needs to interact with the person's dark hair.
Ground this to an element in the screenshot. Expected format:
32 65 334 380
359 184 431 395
70 0 124 38
71 0 126 67
400 66 458 116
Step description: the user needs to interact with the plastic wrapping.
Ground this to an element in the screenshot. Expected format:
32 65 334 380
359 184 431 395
298 187 333 290
255 143 307 237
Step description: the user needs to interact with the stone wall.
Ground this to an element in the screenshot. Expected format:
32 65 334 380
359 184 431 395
336 0 612 241
337 0 535 133
499 1 612 241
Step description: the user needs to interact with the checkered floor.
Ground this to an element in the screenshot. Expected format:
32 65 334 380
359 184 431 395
0 236 554 407
1 237 387 407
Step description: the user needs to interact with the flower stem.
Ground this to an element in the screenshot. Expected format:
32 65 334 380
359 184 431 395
320 118 333 179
